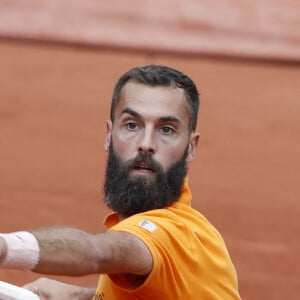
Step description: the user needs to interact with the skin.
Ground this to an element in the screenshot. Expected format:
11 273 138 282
0 81 199 299
105 81 199 178
23 278 96 300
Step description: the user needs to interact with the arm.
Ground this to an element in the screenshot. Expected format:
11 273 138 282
0 227 153 276
24 277 96 300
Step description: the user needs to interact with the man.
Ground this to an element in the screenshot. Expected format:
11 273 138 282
0 65 241 299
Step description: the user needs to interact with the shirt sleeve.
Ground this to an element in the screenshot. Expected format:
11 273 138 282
108 211 191 297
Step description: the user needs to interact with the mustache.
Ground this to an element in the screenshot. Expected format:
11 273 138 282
125 152 163 173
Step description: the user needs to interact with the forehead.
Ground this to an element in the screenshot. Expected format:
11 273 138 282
115 81 190 124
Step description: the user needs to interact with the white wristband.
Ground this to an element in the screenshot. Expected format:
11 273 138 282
0 231 40 270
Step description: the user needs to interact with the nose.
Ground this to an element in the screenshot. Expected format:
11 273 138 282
138 128 156 154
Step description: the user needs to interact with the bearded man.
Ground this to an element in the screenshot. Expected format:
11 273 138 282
0 65 241 300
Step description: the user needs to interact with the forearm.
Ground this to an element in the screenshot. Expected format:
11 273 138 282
1 228 153 276
32 227 101 275
0 227 102 276
24 278 96 300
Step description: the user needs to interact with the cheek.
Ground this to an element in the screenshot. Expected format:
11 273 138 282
157 144 187 170
111 135 136 160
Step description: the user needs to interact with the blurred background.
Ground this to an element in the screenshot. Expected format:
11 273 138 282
0 1 299 299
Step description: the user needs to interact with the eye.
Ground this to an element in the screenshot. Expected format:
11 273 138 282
125 122 139 131
160 126 175 135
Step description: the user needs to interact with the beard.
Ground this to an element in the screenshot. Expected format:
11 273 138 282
104 144 188 218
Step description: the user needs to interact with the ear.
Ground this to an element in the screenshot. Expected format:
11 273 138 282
104 120 112 152
186 132 200 163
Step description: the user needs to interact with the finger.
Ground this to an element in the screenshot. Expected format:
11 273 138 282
23 283 39 295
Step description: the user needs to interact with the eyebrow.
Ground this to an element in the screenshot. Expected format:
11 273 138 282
121 108 140 118
120 108 182 125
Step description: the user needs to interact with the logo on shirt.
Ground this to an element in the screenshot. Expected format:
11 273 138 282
139 219 157 233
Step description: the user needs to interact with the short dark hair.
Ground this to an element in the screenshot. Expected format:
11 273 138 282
110 65 200 131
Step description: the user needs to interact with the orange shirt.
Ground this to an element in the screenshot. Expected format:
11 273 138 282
93 180 241 300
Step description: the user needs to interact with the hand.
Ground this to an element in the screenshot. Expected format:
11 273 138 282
0 236 8 265
23 278 95 300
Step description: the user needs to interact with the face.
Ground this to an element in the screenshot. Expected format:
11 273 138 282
106 81 199 173
104 81 199 216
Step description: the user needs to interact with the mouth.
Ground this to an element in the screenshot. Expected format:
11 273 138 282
132 162 155 174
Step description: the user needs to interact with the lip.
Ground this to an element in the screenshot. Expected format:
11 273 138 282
130 162 156 176
135 162 153 170
130 169 156 179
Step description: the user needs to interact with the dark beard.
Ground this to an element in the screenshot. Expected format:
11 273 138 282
104 144 188 218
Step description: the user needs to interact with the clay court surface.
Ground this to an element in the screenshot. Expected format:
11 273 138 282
0 42 299 299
